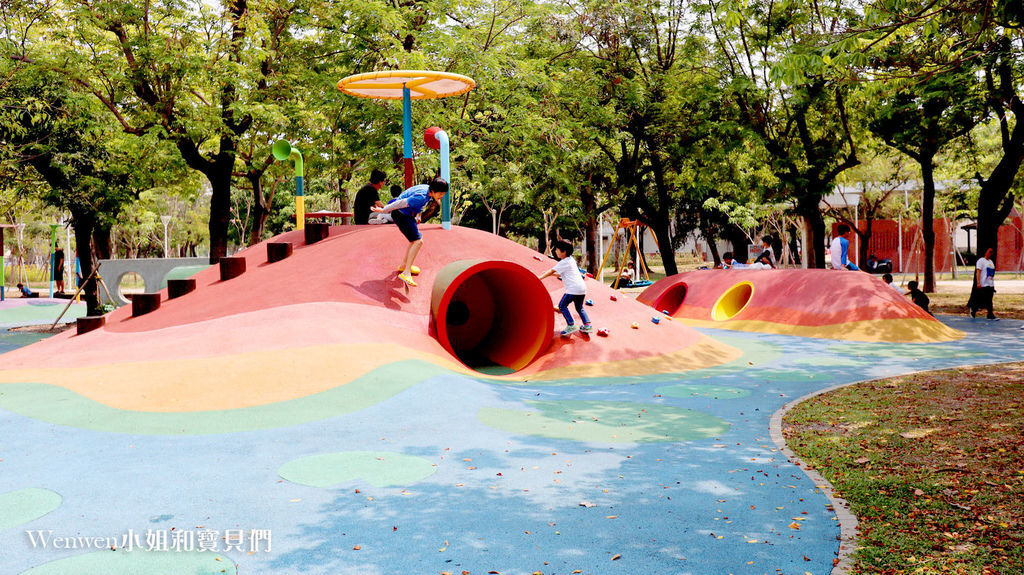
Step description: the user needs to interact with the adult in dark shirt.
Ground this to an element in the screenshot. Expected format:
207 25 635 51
53 248 65 292
353 169 387 225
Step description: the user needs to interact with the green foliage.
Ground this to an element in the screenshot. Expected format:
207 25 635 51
0 0 1021 276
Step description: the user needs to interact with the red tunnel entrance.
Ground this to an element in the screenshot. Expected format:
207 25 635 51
431 260 554 373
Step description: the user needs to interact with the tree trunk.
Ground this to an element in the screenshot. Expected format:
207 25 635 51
976 165 1019 259
249 172 269 246
646 154 678 276
787 223 802 266
176 138 235 263
725 225 748 261
651 223 676 276
338 179 351 214
920 159 937 292
92 225 112 260
71 209 100 316
701 222 721 266
799 196 827 268
581 185 599 275
207 157 233 262
859 218 874 268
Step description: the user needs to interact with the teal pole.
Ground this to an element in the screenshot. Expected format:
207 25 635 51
437 130 451 230
403 85 414 188
49 224 58 297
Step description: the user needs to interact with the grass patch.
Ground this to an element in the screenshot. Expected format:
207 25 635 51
784 364 1024 574
929 292 1024 320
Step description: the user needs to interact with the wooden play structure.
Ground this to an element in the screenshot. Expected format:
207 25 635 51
599 218 655 289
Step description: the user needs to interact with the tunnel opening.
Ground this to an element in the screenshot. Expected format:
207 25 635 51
432 261 553 373
652 282 688 316
711 281 754 321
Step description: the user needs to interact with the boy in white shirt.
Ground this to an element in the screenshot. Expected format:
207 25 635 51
539 240 593 336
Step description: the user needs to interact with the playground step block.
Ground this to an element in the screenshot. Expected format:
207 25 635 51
219 256 246 281
132 293 162 317
76 315 106 335
304 222 329 245
167 278 197 300
267 242 293 263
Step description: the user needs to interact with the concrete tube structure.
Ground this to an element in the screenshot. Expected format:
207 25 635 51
431 260 553 372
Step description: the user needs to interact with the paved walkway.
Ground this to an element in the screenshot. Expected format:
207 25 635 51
0 313 1021 574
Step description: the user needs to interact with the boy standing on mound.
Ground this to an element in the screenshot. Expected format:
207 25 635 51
372 177 449 287
538 240 593 336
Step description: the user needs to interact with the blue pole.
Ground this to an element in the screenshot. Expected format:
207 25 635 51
437 130 451 230
402 85 414 188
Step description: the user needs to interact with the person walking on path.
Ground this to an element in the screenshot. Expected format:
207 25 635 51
968 247 997 319
538 240 593 337
371 177 448 287
353 169 387 225
830 224 859 271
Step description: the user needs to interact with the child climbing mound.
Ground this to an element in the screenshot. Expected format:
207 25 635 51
539 240 593 337
371 177 449 287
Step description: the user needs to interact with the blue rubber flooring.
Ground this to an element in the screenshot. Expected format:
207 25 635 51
1 315 1021 575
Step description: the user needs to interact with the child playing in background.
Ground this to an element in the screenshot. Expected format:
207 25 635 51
538 240 593 336
905 280 931 315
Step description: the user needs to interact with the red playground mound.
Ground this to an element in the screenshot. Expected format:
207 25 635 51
0 226 739 412
637 269 963 343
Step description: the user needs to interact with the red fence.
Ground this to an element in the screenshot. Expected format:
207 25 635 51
833 218 1024 273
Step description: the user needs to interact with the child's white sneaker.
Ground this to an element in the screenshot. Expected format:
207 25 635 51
561 325 579 336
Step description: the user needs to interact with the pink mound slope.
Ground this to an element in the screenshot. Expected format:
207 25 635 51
0 226 737 381
637 269 963 342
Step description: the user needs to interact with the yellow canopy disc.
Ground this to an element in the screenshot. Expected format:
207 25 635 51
337 70 476 100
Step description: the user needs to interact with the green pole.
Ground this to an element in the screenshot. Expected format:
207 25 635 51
272 140 305 230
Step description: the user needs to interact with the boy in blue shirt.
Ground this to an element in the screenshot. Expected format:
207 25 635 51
372 177 449 287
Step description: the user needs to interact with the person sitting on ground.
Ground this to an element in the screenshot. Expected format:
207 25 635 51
905 280 931 315
618 261 637 286
882 273 902 293
830 224 860 270
17 283 39 298
753 236 776 268
719 252 750 269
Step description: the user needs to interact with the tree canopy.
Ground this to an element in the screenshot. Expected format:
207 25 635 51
2 0 1022 286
